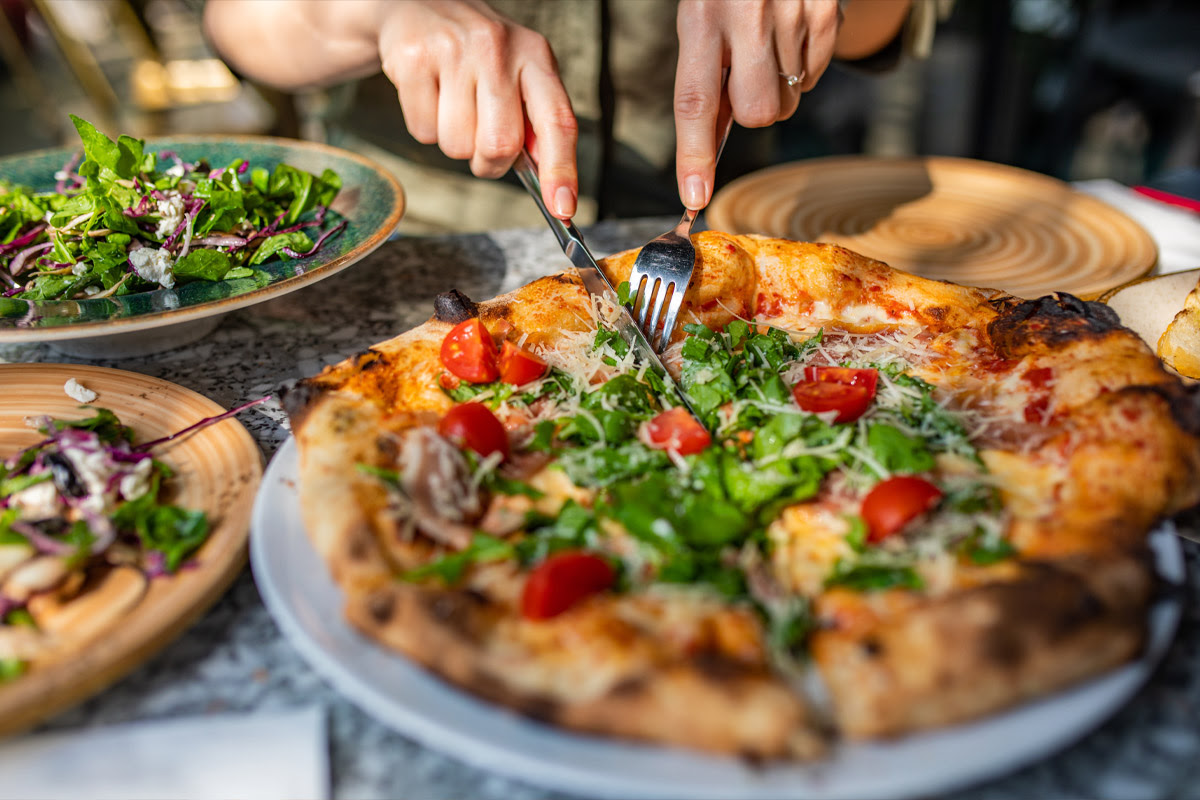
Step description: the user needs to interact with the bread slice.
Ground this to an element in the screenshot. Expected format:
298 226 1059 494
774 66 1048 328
1158 278 1200 378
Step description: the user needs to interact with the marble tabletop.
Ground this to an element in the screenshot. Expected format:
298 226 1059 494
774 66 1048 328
3 219 1200 800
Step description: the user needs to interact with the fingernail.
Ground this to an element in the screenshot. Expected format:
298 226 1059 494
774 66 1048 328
554 186 576 218
683 175 706 210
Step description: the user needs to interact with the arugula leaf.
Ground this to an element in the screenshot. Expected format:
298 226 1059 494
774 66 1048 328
616 280 633 305
0 471 50 500
867 423 935 474
515 500 597 565
356 463 402 487
592 326 630 360
3 608 35 627
402 532 514 584
720 450 822 515
842 514 868 552
874 364 977 460
765 596 815 658
943 482 1001 514
556 441 671 487
0 508 26 544
960 528 1017 565
604 472 751 551
558 409 637 446
525 420 557 453
0 659 26 683
826 558 924 592
582 373 658 416
111 473 210 572
45 407 132 444
442 380 495 404
482 473 544 498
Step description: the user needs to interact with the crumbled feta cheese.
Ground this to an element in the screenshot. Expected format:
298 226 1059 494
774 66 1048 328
64 378 97 404
164 163 186 178
71 262 88 276
83 285 101 297
63 448 114 514
53 170 69 181
154 192 187 239
10 480 60 520
64 449 110 496
129 247 175 288
118 458 153 501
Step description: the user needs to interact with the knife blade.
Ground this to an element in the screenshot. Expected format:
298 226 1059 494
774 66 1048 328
512 150 697 416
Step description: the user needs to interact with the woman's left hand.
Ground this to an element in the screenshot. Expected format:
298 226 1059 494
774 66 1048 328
674 0 842 210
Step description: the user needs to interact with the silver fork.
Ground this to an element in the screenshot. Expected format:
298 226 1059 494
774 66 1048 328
629 76 735 352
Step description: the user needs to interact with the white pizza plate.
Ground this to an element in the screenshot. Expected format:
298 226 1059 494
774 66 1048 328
251 437 1183 800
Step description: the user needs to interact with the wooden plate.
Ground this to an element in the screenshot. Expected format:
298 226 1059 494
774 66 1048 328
706 156 1158 299
0 364 262 737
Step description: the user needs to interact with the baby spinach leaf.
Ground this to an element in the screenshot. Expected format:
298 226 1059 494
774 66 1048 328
250 231 313 265
173 248 232 282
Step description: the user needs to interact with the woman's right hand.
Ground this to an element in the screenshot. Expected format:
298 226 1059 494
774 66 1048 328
377 1 579 217
204 0 580 219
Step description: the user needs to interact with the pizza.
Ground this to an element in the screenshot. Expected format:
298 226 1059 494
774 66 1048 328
284 231 1200 758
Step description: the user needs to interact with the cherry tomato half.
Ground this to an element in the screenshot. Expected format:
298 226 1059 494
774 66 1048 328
498 341 547 386
643 407 712 455
861 475 943 543
440 318 500 384
438 402 510 460
521 550 616 620
804 366 879 397
792 381 873 424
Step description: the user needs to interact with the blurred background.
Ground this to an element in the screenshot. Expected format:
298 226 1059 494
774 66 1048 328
0 0 1196 233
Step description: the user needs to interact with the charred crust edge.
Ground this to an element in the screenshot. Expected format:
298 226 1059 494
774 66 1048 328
434 289 479 324
987 293 1124 356
1145 381 1200 437
279 379 326 430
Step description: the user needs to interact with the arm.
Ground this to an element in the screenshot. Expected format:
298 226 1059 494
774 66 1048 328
203 0 580 218
673 0 913 210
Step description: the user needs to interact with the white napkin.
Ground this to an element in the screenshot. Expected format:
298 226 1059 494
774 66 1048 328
0 706 328 800
1073 178 1200 275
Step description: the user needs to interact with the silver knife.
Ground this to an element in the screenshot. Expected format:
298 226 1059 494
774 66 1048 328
512 150 697 416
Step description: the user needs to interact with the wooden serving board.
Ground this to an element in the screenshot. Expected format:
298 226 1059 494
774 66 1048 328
706 156 1158 299
0 364 262 737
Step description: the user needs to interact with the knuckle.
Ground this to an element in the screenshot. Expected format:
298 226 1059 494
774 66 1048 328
469 17 511 58
408 123 438 145
537 104 578 142
440 139 473 161
477 130 522 162
674 89 714 121
470 157 509 179
520 32 555 64
736 98 778 128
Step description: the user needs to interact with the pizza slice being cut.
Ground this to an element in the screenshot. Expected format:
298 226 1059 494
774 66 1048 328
285 232 1200 757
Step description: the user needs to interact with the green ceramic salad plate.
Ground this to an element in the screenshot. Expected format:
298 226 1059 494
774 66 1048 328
0 118 404 357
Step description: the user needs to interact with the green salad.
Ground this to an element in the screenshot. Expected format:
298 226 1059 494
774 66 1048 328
0 116 343 302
